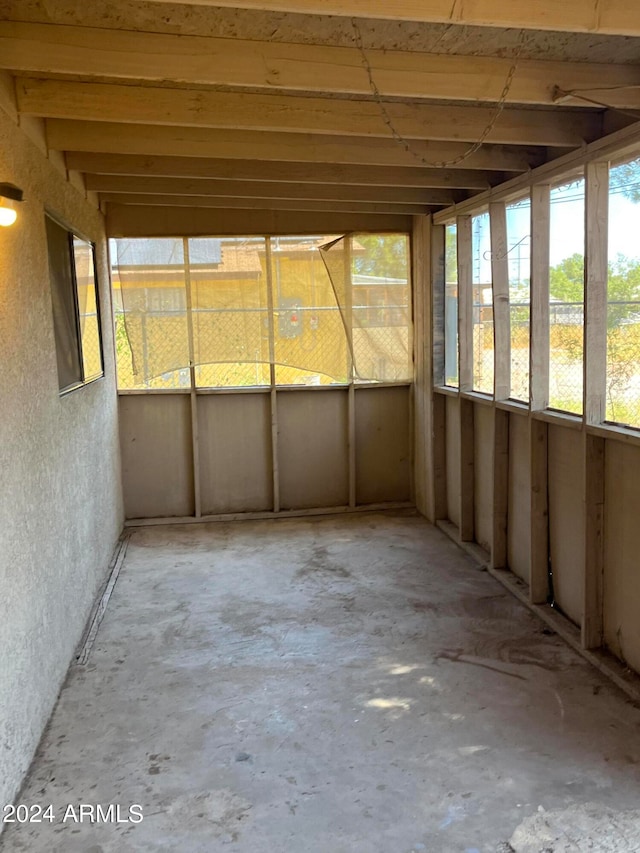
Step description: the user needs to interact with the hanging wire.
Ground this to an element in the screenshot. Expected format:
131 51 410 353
349 18 527 169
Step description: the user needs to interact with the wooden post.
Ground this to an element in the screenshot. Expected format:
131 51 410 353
457 215 473 393
459 396 475 542
490 201 510 402
585 160 609 426
530 418 549 603
183 237 201 518
492 407 509 568
530 184 550 412
265 237 280 512
431 222 446 389
583 433 605 648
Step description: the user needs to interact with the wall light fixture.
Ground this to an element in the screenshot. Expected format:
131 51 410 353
0 183 24 227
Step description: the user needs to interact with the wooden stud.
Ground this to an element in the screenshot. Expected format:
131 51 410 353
457 215 473 393
530 418 550 603
182 238 201 519
433 392 448 521
585 160 609 426
459 397 475 542
265 238 280 513
583 433 605 648
492 407 510 568
530 184 551 411
490 201 510 401
431 223 446 388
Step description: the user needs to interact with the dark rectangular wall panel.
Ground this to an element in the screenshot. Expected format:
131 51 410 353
199 392 272 514
119 394 194 518
277 389 348 509
548 424 585 627
355 385 411 504
507 412 531 584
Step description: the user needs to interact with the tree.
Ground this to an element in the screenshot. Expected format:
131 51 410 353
352 234 408 280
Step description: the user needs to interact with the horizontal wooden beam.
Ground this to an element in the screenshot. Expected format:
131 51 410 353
99 193 431 214
106 203 412 237
138 0 640 37
2 22 640 107
46 120 548 171
16 78 603 147
434 118 640 223
66 153 506 188
85 174 457 204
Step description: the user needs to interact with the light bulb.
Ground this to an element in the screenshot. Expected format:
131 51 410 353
0 203 17 227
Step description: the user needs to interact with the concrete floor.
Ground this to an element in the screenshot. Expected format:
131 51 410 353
3 512 640 853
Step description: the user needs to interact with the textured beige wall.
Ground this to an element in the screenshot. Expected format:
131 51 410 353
0 107 123 810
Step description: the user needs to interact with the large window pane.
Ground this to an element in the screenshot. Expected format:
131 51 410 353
549 177 584 414
607 157 640 428
73 238 103 382
111 233 411 390
111 238 190 390
191 237 270 388
272 236 348 385
444 224 458 387
506 198 531 402
351 233 411 383
472 212 493 394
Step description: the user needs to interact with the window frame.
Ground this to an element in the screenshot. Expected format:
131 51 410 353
45 211 104 395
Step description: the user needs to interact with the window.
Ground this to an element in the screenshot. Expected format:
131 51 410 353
472 212 493 394
607 156 640 428
549 177 584 414
444 224 458 387
111 233 411 390
45 214 103 393
506 197 531 401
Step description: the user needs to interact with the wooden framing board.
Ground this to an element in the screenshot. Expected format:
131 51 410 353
431 223 446 388
584 160 609 426
412 215 429 519
47 121 542 172
583 433 605 649
459 396 475 542
182 237 202 518
100 193 430 215
489 201 510 401
86 175 458 205
529 184 551 411
529 417 549 604
68 153 502 189
456 215 473 393
141 0 640 37
16 78 602 148
4 23 640 107
434 119 640 223
492 407 509 569
106 205 412 237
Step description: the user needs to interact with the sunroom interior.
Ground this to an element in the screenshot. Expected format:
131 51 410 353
3 1 640 848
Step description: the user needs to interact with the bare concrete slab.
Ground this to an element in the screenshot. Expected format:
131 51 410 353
3 512 640 853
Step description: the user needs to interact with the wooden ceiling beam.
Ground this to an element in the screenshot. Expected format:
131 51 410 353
66 153 505 188
98 193 431 214
84 175 458 204
47 120 550 171
2 22 640 107
106 204 413 237
16 78 602 148
139 0 640 37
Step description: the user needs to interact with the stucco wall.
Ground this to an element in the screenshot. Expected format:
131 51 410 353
0 108 123 810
